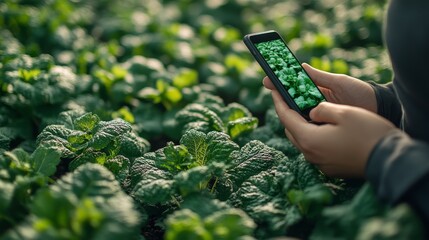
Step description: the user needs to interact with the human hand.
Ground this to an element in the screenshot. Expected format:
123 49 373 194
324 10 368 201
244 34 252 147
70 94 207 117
263 63 378 113
267 88 395 178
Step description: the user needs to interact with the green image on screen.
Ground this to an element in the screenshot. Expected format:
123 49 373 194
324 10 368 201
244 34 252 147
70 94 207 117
256 39 325 110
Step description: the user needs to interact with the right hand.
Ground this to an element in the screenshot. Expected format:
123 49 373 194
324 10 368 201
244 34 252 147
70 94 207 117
263 63 378 113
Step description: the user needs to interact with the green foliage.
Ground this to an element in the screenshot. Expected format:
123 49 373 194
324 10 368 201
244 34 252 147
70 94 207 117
226 141 287 189
226 148 331 238
1 54 78 107
0 0 422 239
176 103 225 133
36 111 150 183
176 101 258 140
165 196 256 240
128 130 340 238
310 184 390 239
180 130 239 166
136 64 200 110
130 130 238 205
357 204 424 240
3 164 142 240
236 107 301 159
0 148 48 235
308 183 423 239
139 79 184 110
0 133 10 152
31 146 61 177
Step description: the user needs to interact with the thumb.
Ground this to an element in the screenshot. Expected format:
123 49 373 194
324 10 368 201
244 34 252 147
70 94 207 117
309 102 343 124
302 63 338 89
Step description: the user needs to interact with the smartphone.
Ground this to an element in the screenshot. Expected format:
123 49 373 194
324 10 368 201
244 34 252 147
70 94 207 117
243 30 326 120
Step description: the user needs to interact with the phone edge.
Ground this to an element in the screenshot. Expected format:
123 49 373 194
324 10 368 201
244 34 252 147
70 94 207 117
243 31 311 120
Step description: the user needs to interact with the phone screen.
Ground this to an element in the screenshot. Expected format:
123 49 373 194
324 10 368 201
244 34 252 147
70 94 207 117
254 39 325 111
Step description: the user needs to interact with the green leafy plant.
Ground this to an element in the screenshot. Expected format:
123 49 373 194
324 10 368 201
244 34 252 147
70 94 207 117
1 54 78 107
0 0 423 239
165 196 256 240
138 68 199 110
129 130 239 205
310 184 424 240
176 100 258 140
0 148 49 235
36 111 150 183
2 164 142 240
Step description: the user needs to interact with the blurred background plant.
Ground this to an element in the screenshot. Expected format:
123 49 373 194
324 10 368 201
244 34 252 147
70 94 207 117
2 1 419 240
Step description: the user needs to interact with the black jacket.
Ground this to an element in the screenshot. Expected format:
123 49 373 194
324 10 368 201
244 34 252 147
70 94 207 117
366 0 429 227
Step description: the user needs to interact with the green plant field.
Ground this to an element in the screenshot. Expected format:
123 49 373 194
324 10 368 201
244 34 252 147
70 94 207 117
0 0 424 239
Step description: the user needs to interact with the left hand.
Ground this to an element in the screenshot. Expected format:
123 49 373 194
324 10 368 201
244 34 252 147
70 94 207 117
266 84 396 178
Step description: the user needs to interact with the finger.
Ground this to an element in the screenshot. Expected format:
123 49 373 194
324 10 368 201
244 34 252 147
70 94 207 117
270 90 310 137
317 86 339 104
270 89 290 110
284 127 306 154
302 63 339 89
262 76 275 90
284 127 299 148
309 102 344 124
270 91 303 151
270 90 292 126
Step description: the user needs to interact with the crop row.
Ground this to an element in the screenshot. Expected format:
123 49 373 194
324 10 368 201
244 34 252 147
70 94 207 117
0 0 423 239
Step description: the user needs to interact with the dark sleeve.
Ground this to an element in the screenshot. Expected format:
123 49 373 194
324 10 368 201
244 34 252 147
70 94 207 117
368 82 402 127
366 129 429 226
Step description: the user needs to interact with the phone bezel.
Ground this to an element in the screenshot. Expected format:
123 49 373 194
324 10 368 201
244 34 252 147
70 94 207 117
243 30 325 120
